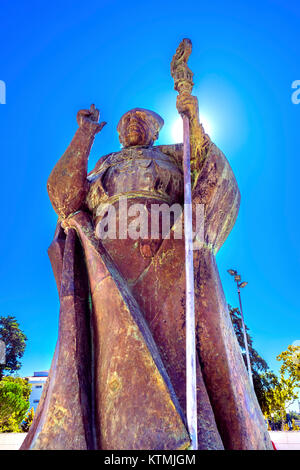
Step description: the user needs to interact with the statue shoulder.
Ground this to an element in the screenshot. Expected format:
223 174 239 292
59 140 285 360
192 140 241 254
204 141 237 182
155 143 183 169
155 139 213 171
87 151 121 182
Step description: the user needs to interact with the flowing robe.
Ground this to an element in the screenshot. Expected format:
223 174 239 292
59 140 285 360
21 140 272 450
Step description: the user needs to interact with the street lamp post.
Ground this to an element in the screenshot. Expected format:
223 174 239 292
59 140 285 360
227 269 253 386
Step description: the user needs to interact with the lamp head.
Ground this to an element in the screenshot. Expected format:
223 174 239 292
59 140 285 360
227 269 237 276
239 282 248 288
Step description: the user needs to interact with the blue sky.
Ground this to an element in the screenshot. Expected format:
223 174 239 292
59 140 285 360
0 0 299 393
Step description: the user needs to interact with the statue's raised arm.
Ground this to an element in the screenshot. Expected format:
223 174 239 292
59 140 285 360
171 38 210 183
47 104 106 219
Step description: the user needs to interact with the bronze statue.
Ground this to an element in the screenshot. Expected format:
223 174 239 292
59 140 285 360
21 40 272 450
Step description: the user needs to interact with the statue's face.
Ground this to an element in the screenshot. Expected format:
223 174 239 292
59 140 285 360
117 109 163 148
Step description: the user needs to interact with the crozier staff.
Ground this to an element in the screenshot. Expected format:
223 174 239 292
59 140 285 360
171 38 198 450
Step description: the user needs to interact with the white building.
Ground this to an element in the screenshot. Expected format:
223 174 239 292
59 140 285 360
26 371 48 412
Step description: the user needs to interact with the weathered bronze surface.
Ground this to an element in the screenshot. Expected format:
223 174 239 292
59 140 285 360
22 40 273 450
21 228 93 449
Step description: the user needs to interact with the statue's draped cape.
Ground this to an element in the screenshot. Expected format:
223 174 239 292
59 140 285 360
21 143 273 450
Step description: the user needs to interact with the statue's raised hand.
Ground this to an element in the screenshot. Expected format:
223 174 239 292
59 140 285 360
176 94 199 121
77 104 106 136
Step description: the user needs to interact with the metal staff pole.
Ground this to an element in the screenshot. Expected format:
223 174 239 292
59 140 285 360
171 38 198 450
228 269 253 386
237 283 253 386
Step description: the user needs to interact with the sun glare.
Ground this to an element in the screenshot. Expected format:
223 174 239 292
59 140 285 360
171 117 183 143
200 115 213 137
170 114 214 144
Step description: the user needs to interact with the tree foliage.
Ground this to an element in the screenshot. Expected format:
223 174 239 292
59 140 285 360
21 407 34 432
263 370 298 429
229 305 299 425
0 316 27 380
228 305 273 413
0 376 31 432
277 345 300 382
264 345 300 428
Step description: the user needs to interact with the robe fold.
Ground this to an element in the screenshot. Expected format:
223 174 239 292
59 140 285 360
21 142 272 450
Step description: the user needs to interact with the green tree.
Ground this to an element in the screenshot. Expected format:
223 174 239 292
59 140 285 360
0 376 31 432
228 305 274 413
264 345 300 430
229 306 299 426
21 407 34 432
264 370 298 430
0 316 27 380
277 345 300 382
